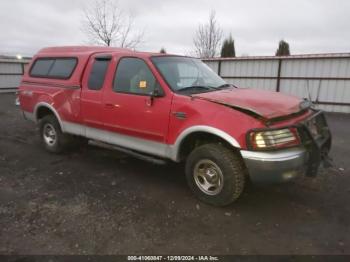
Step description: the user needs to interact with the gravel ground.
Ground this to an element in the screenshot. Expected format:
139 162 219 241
0 93 349 255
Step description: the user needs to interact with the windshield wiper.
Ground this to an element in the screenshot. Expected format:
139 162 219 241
217 83 237 89
178 85 219 92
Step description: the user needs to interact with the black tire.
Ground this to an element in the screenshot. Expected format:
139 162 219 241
39 115 71 153
185 143 246 206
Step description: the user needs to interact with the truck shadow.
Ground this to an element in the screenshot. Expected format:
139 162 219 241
42 142 333 213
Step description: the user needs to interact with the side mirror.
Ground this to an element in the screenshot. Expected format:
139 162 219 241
151 88 165 98
150 85 165 98
147 88 165 107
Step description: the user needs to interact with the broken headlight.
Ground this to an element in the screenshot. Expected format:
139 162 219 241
248 127 300 150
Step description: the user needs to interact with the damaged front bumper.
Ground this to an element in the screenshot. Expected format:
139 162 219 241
241 110 332 184
241 148 308 183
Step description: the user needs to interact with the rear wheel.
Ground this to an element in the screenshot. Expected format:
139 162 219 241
185 143 246 206
39 115 71 153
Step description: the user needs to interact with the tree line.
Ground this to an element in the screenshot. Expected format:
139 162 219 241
82 0 291 58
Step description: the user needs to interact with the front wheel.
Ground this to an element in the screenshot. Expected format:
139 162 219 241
185 143 246 206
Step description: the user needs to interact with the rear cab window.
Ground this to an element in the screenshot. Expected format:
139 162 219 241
30 58 77 79
88 56 111 90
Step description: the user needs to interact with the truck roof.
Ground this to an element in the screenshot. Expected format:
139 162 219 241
37 46 168 58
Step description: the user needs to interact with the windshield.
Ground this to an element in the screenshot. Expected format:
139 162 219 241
151 56 227 94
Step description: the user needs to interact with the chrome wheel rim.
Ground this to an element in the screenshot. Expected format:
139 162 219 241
194 159 224 195
43 123 57 146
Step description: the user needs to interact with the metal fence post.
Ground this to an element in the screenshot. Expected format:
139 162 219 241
21 62 25 75
218 60 222 76
276 58 282 92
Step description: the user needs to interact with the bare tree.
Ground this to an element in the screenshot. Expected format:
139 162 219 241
193 11 223 58
82 0 144 49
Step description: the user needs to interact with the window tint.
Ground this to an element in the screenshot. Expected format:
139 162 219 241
113 58 157 95
88 59 111 90
30 59 54 76
30 58 77 79
48 59 77 78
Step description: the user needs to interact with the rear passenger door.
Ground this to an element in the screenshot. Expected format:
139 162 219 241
81 54 111 129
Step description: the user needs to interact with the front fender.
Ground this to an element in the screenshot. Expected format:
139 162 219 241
168 125 241 162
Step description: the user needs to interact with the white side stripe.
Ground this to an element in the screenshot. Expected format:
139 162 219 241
62 121 169 159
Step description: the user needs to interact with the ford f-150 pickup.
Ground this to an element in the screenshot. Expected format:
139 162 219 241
18 46 332 206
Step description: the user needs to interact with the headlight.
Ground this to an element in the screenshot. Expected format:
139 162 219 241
248 127 300 150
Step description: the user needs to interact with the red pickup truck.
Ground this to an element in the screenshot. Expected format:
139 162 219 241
18 46 331 206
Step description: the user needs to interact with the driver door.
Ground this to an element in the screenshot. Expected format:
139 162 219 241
102 56 172 145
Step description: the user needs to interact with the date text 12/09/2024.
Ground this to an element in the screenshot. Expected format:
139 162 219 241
127 256 219 261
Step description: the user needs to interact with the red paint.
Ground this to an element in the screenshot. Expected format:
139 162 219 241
19 46 311 151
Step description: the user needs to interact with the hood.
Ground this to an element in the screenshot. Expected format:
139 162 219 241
193 88 305 120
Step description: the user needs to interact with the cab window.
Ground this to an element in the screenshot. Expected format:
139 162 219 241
113 57 158 95
88 57 111 90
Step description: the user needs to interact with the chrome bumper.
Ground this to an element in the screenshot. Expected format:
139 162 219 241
241 148 308 183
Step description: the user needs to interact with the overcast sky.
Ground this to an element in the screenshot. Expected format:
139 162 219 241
0 0 349 57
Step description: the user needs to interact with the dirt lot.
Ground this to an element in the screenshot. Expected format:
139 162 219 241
0 93 349 255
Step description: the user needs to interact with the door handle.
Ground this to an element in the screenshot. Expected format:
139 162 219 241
105 103 119 109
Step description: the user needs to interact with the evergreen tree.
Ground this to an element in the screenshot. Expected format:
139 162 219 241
275 40 291 56
220 34 236 57
160 48 166 54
